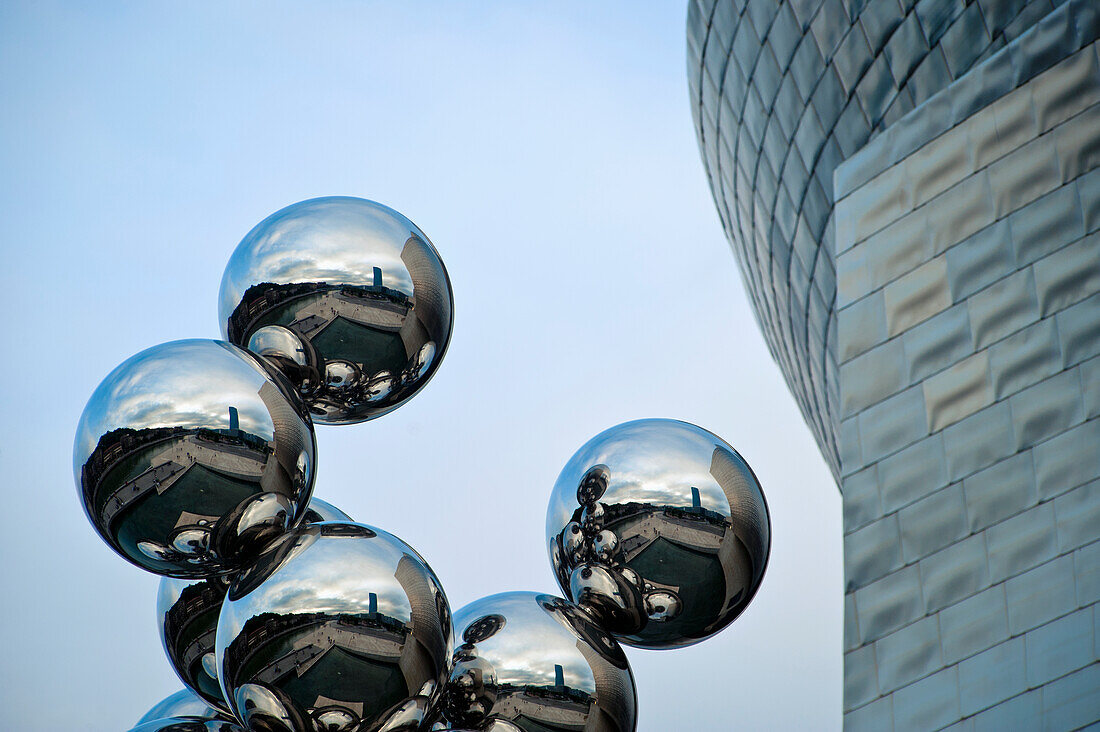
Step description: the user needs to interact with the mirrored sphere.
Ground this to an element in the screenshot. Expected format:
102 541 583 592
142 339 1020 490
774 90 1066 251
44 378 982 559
156 496 351 713
216 522 453 732
302 496 353 524
137 689 228 725
218 197 454 424
439 592 636 732
545 419 770 649
158 575 234 712
129 719 246 732
74 339 317 578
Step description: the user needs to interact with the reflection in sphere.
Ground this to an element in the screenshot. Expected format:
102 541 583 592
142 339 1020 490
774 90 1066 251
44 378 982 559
219 197 454 424
216 522 453 732
158 575 233 713
128 719 246 732
73 339 317 578
439 592 636 732
545 419 770 649
301 496 352 524
136 689 228 725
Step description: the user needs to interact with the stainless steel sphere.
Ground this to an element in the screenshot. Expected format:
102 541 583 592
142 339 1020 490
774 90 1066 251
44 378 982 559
156 496 351 713
218 197 454 425
136 689 229 726
129 719 246 732
301 496 353 524
158 575 233 713
439 592 636 732
545 419 770 649
216 522 452 732
74 339 317 578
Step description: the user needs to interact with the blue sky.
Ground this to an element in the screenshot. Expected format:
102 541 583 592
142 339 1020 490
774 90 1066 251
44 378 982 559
0 3 840 729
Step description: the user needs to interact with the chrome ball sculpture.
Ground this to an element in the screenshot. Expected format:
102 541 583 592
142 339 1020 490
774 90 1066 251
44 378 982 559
215 522 452 732
74 339 317 578
156 498 353 713
218 196 454 425
75 197 772 731
546 419 771 649
437 592 636 732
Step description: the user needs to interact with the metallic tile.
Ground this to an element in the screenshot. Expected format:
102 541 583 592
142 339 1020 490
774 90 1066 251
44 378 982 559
1008 182 1086 268
1075 541 1100 606
1056 292 1100 366
1054 479 1100 553
1008 369 1085 450
958 636 1027 716
855 565 925 642
884 255 951 337
1024 607 1095 687
941 401 1015 481
987 317 1062 400
845 513 904 591
898 482 967 562
985 501 1057 584
938 583 1009 665
840 339 908 416
838 291 889 362
966 267 1039 349
986 121 1059 221
922 350 993 433
892 664 960 731
968 688 1041 732
844 464 884 531
844 694 895 732
857 385 929 464
1038 659 1100 730
875 615 943 693
902 302 973 383
1005 554 1078 634
845 643 882 709
1033 231 1100 317
1032 417 1100 499
919 533 991 613
963 451 1039 532
944 220 1014 302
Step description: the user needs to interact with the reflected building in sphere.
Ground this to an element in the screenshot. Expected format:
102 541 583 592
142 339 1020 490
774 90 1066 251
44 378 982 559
688 0 1100 728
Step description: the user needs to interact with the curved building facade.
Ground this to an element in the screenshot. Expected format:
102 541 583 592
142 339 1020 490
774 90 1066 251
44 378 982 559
689 0 1100 728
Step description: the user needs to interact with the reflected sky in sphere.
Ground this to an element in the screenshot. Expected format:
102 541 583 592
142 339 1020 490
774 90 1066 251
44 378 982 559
73 340 277 482
218 197 421 330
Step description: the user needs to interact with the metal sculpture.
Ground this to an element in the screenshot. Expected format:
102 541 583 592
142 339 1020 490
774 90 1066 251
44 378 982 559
74 197 771 730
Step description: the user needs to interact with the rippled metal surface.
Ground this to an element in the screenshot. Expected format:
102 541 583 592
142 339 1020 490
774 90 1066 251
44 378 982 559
437 591 636 732
546 419 770 649
219 197 454 425
128 719 246 732
74 339 317 578
156 496 352 712
216 522 452 732
136 689 229 725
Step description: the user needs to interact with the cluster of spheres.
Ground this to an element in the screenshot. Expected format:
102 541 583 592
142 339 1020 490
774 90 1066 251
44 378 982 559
74 196 772 731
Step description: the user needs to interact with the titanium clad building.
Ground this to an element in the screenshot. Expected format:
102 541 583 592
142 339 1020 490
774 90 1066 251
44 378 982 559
687 0 1100 728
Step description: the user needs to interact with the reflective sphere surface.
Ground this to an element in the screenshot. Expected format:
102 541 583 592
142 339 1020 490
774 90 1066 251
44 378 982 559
216 522 452 732
159 575 233 712
439 592 636 732
301 496 353 524
546 419 770 649
219 197 454 424
74 339 317 578
137 689 228 725
156 497 351 712
129 719 246 732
